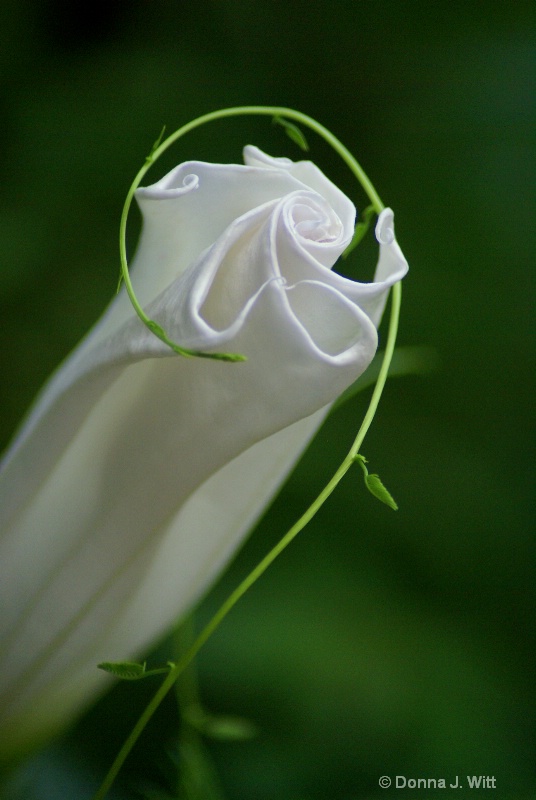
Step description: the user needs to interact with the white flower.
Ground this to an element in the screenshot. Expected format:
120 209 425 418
0 146 407 759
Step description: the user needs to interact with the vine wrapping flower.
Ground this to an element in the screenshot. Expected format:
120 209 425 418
0 144 407 760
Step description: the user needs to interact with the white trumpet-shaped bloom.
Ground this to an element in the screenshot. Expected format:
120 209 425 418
0 146 407 759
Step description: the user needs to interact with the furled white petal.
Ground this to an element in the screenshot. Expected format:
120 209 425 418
0 148 407 758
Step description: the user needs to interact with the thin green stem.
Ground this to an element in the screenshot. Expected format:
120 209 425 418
92 107 400 800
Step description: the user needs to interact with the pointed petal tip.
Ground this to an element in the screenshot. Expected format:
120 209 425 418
375 208 395 245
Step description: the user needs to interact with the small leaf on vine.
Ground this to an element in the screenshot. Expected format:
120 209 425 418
98 661 148 680
145 125 167 165
354 453 398 510
365 473 398 510
98 660 174 680
272 116 309 151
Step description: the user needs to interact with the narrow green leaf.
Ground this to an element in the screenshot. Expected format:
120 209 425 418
365 474 398 510
98 660 174 680
272 115 309 151
354 453 398 510
98 661 147 680
145 125 167 165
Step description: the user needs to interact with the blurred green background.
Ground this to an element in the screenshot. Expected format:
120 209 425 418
0 1 534 798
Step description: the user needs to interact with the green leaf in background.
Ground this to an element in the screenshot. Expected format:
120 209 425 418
332 345 439 413
183 706 258 742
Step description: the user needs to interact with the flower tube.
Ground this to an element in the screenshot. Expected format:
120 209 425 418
0 145 407 760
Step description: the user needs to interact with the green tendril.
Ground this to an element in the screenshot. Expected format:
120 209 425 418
92 106 402 800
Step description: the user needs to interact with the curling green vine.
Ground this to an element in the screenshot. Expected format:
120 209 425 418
93 106 402 800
